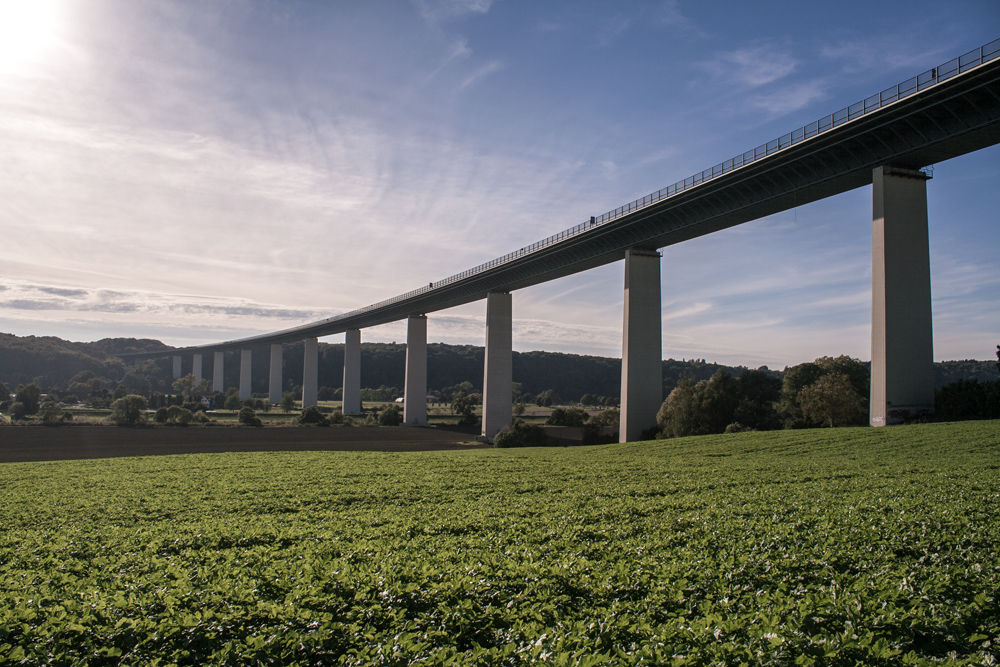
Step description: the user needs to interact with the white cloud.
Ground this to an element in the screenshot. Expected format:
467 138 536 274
461 59 504 88
747 80 827 117
413 0 493 25
702 45 797 88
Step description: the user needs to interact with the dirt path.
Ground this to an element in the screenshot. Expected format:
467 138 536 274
0 425 488 463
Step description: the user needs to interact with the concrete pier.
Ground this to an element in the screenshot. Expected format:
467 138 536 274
269 343 282 404
213 351 224 393
481 292 512 441
404 315 428 426
302 337 318 409
342 329 362 415
239 349 252 400
192 354 203 382
871 166 934 426
620 248 663 442
172 355 182 380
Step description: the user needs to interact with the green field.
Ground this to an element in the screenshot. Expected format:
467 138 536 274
1 422 998 666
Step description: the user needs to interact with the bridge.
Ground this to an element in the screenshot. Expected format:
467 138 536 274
122 39 1000 442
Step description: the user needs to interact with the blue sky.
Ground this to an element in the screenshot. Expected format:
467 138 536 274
0 0 997 367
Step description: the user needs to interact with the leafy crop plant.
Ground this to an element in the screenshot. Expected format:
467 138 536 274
0 421 998 665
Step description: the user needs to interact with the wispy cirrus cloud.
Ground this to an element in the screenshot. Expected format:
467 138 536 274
412 0 493 25
701 45 797 88
819 40 948 75
747 80 827 117
461 59 504 88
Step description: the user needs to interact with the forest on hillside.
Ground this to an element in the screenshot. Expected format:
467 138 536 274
0 332 997 411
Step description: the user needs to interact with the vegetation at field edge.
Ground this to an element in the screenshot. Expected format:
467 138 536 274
0 421 997 665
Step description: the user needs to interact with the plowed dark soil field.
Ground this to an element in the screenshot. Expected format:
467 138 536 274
0 425 487 463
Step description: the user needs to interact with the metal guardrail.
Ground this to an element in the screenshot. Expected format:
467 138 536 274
308 38 999 328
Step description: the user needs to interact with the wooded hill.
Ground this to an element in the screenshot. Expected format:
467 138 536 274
1 332 996 403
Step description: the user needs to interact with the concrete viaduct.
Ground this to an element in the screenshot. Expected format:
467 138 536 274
121 40 1000 442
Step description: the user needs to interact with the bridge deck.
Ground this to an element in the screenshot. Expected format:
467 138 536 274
133 41 1000 355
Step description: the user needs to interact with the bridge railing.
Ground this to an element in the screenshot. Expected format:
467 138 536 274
316 39 1000 327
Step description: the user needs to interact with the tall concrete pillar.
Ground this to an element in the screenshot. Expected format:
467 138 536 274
342 329 362 415
172 355 182 380
871 166 934 426
239 348 252 400
269 343 283 404
192 354 203 382
213 351 225 393
404 315 428 426
620 248 663 442
481 292 512 441
302 337 318 409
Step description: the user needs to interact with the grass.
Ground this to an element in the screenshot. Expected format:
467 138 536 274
1 421 998 665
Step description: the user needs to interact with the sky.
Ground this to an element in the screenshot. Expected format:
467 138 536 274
0 0 997 369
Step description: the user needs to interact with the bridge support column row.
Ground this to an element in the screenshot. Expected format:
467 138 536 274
404 315 427 425
269 344 283 404
302 338 318 409
620 249 663 442
871 166 934 425
343 329 362 415
481 292 513 440
239 349 252 400
213 352 224 392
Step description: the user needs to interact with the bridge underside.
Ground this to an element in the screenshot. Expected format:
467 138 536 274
123 51 1000 440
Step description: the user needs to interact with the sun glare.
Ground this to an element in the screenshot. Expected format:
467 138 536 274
0 0 60 74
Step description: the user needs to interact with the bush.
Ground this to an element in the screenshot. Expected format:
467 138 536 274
724 422 756 433
581 422 617 446
39 400 71 426
299 406 329 426
154 407 169 423
238 406 262 427
378 404 402 427
279 393 297 413
545 407 590 427
329 410 345 425
589 409 620 429
8 401 26 421
166 406 193 426
14 384 41 415
61 394 79 405
493 420 549 448
109 395 148 427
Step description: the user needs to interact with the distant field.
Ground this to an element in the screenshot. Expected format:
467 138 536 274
1 421 998 665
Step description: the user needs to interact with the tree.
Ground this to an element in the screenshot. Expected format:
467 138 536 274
378 404 402 426
451 391 479 426
224 393 243 412
279 392 296 413
493 420 549 448
109 394 148 427
238 406 262 427
14 383 41 415
656 370 740 438
39 400 71 426
299 406 329 426
798 373 866 427
0 381 10 404
546 407 590 427
513 402 526 417
535 389 561 407
732 369 782 431
8 401 26 421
